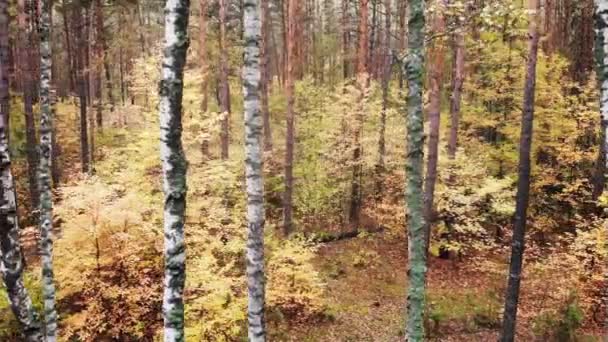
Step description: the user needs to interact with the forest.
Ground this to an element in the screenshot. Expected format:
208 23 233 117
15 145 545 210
0 0 606 341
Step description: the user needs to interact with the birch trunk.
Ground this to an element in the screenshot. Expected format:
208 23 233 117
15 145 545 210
159 0 190 341
243 2 266 340
500 1 540 340
593 0 608 198
0 2 43 339
38 0 58 339
404 0 427 340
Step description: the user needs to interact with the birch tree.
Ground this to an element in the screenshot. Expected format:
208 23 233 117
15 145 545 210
159 0 190 340
0 2 43 339
243 1 266 340
38 0 58 339
404 0 427 340
593 0 608 198
500 0 540 340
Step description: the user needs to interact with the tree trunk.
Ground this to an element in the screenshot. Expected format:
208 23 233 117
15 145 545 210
18 0 39 213
376 0 391 195
283 0 297 236
342 0 350 80
261 0 273 152
159 0 189 340
447 17 466 159
199 0 210 159
38 0 58 338
423 0 446 250
96 0 114 120
61 0 75 93
500 1 540 340
243 2 266 340
397 0 407 89
349 0 369 227
219 0 232 160
592 0 608 199
404 0 427 340
0 2 43 339
73 7 90 173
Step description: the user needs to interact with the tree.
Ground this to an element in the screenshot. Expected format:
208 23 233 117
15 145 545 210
18 0 40 212
349 0 369 226
261 0 273 152
593 0 608 199
38 0 58 339
219 0 232 160
376 0 391 194
448 9 466 160
500 0 540 340
404 0 427 340
283 0 297 236
96 0 115 118
0 2 43 339
243 1 266 339
423 0 447 250
72 4 90 173
159 0 190 340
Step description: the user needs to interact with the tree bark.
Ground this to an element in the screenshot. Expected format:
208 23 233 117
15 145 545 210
18 0 39 213
500 1 540 340
349 0 369 227
423 0 447 250
404 0 427 340
61 0 75 94
447 16 466 159
219 0 232 160
261 0 273 152
199 0 210 158
243 2 266 340
592 0 608 199
0 2 43 340
73 6 90 173
38 0 58 339
376 0 391 195
96 0 114 120
159 0 190 341
283 0 297 236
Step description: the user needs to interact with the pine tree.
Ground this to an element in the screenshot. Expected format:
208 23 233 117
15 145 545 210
404 0 427 340
500 0 540 340
283 0 297 235
159 0 190 340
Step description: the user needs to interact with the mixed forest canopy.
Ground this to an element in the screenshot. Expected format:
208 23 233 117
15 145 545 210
0 0 606 341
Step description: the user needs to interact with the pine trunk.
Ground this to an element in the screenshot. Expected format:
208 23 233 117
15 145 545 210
404 0 427 340
423 0 446 250
38 0 58 338
283 0 296 235
159 0 190 341
349 0 369 226
448 24 466 159
0 2 43 339
18 0 39 213
500 1 540 340
261 0 273 152
74 6 90 173
219 0 232 160
376 0 391 194
243 2 266 340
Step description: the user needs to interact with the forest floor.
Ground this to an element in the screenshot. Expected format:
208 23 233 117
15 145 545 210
279 232 605 342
